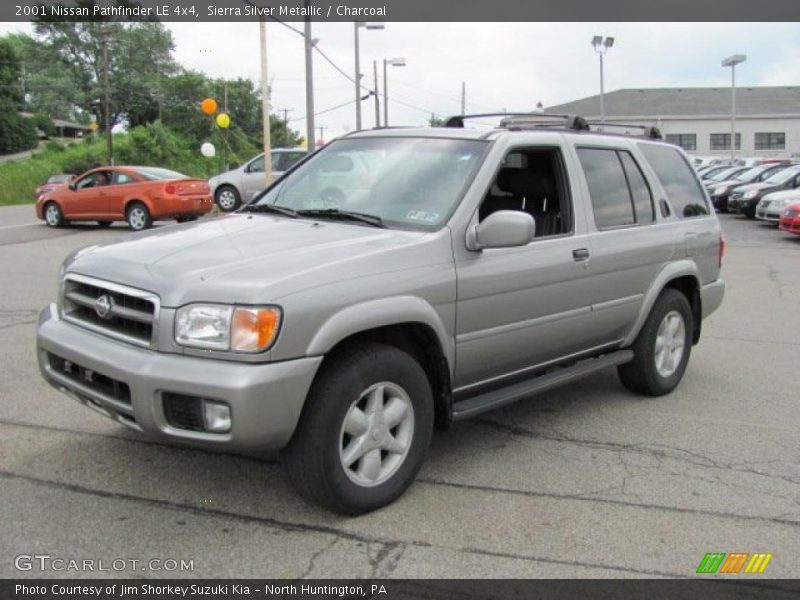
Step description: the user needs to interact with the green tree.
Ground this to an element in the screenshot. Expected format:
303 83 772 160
33 15 177 132
0 37 23 105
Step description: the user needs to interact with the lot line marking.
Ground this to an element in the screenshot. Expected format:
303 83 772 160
0 222 40 230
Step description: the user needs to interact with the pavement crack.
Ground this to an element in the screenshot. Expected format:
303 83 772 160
299 536 339 579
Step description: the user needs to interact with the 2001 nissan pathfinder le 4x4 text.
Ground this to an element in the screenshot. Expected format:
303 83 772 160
36 114 725 514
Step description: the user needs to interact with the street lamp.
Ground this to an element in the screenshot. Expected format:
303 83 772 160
383 57 406 127
591 35 614 127
354 21 384 131
722 54 746 162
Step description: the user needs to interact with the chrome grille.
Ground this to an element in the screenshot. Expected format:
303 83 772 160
61 274 159 347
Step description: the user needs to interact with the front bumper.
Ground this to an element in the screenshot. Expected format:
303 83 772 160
779 217 800 235
36 304 322 451
755 207 783 222
727 197 758 213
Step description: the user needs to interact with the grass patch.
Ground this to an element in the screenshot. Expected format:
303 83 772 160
0 122 256 206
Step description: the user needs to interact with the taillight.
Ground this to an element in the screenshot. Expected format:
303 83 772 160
719 232 726 267
165 184 176 195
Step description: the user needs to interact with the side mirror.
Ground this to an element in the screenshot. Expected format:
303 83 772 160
68 182 77 191
466 210 535 251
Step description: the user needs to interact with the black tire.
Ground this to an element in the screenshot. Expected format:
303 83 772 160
97 221 113 227
283 342 434 515
617 288 694 397
126 202 152 231
43 202 65 228
215 185 241 212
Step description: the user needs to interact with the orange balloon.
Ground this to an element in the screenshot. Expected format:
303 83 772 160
200 98 218 115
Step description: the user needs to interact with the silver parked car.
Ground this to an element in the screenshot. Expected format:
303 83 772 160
756 189 800 222
209 147 307 211
37 115 725 514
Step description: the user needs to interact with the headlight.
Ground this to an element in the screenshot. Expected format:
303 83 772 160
175 304 281 353
713 186 729 196
744 190 758 199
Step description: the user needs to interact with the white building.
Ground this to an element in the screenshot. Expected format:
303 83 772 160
546 87 800 159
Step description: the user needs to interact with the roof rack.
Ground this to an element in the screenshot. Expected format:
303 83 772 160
443 112 663 140
444 112 590 131
583 121 663 139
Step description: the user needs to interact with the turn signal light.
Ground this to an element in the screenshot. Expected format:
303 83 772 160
231 307 282 352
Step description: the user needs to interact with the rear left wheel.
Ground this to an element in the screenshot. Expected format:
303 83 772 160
283 342 434 515
617 288 693 396
126 202 152 231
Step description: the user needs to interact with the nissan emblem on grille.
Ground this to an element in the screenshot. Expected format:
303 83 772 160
94 294 114 320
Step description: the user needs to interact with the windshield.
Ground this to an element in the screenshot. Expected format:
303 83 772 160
135 167 189 180
764 166 799 185
709 167 740 182
253 137 488 229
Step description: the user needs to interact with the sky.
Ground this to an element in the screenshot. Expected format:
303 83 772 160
1 21 799 142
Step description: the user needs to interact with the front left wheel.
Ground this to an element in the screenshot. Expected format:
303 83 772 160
283 342 434 515
44 202 65 228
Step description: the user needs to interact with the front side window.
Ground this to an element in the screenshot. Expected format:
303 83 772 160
256 137 488 229
638 143 710 218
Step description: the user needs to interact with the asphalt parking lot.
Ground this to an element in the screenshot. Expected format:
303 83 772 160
1 205 799 579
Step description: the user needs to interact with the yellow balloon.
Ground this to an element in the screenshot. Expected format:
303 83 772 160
215 113 231 129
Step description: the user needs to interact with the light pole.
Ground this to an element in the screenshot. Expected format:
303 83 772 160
591 35 614 128
382 57 406 126
722 54 746 162
354 21 384 131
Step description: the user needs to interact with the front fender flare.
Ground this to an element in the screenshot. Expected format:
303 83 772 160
306 295 454 376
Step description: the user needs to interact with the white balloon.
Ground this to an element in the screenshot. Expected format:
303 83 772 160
200 142 216 157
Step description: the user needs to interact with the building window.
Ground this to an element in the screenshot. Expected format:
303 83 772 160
665 134 696 151
709 133 741 151
755 132 785 151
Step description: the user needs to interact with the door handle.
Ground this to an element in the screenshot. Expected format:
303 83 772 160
572 248 590 261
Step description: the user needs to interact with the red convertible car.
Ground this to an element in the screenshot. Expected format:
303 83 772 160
36 166 213 231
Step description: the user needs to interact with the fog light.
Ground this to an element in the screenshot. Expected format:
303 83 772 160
203 400 231 433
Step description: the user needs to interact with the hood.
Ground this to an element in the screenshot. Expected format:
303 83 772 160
732 182 773 194
707 179 742 190
65 214 436 307
762 189 800 202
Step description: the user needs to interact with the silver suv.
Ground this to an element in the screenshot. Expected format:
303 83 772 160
36 115 725 514
209 147 307 211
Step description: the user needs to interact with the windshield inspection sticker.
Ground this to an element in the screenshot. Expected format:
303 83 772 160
406 210 439 223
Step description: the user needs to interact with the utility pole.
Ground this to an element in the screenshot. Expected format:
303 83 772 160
279 108 293 124
101 26 112 165
353 22 361 131
382 59 388 127
259 19 272 185
304 3 315 153
461 81 465 114
373 60 380 127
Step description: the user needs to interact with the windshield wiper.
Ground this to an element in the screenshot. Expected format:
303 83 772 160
296 208 386 228
243 204 298 218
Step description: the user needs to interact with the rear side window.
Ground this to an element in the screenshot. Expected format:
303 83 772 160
619 152 654 223
577 148 634 228
638 143 710 217
577 148 654 228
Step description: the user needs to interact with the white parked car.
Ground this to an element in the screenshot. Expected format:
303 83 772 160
756 189 800 223
209 147 307 211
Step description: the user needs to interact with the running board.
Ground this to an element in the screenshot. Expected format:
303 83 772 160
451 349 634 421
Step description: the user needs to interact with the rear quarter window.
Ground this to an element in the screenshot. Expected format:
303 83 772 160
638 143 710 217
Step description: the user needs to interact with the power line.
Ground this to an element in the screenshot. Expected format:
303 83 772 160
289 98 357 122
